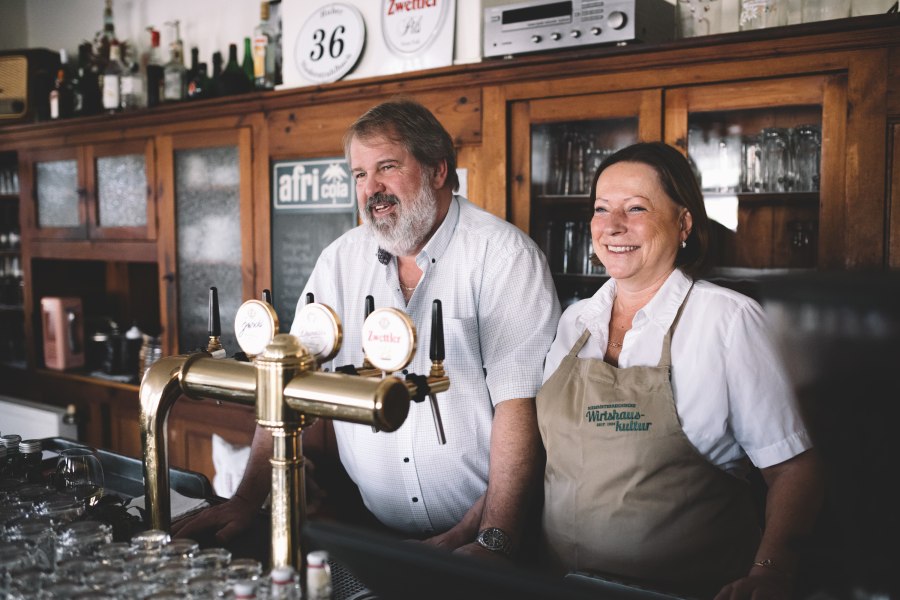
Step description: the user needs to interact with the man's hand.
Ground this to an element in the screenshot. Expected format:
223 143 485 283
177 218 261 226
714 569 792 600
453 542 512 565
170 493 259 544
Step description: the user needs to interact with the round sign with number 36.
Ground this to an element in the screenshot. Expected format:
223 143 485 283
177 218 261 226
296 3 366 84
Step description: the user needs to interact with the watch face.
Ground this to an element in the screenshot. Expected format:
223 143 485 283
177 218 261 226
478 527 509 553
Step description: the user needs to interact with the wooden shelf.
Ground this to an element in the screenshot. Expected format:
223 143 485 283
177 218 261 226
36 368 140 393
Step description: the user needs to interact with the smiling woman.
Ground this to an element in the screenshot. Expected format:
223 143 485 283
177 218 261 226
537 142 823 599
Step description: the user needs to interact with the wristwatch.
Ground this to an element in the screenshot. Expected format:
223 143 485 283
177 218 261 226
475 527 512 558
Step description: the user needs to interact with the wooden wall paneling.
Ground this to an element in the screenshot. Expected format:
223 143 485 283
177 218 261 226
154 135 178 356
508 100 531 234
664 88 690 152
237 127 256 303
266 89 483 159
773 202 819 268
638 90 664 142
843 49 888 268
886 45 900 116
890 123 900 268
250 113 272 298
736 204 774 268
476 85 506 217
818 74 850 270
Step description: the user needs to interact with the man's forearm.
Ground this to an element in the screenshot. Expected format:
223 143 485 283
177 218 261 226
478 397 542 551
232 424 275 506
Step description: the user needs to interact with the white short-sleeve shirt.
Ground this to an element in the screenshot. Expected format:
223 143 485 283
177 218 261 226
293 196 560 535
542 269 812 475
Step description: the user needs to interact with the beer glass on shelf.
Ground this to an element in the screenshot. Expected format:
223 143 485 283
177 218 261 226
54 448 104 507
761 127 792 192
793 124 821 192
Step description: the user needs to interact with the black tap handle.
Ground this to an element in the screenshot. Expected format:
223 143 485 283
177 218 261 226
262 289 273 306
306 292 315 305
430 299 444 362
208 286 221 337
365 295 375 319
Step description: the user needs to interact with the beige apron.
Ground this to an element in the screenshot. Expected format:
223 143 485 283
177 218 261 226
537 289 760 596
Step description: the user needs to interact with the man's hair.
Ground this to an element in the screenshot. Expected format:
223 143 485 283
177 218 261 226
344 98 460 192
589 142 712 278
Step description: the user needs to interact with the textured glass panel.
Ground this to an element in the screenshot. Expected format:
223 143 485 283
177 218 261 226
36 160 79 227
175 146 242 354
97 154 147 227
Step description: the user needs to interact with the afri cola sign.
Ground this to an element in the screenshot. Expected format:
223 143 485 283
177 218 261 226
272 158 354 212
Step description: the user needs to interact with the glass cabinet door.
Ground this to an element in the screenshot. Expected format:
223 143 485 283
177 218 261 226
23 147 87 240
511 90 661 306
158 129 254 355
665 75 845 271
86 140 155 240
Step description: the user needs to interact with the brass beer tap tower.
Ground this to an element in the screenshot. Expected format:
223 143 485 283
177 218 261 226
139 294 449 571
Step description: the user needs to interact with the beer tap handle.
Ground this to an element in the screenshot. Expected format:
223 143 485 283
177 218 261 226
206 286 225 357
362 295 375 370
305 292 314 305
262 289 273 306
428 299 447 445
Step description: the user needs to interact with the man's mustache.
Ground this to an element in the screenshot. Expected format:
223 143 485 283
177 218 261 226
366 193 400 211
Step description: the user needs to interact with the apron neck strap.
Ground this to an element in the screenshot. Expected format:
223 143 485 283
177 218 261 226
657 283 694 368
568 329 593 357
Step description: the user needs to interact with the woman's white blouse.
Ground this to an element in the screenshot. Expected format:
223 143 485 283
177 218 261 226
542 269 813 474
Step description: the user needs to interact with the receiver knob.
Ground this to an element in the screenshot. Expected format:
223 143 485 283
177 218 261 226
551 32 561 41
531 34 542 43
608 11 628 30
570 29 581 38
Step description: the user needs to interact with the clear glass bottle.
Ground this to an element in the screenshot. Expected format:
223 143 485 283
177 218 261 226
253 1 276 89
49 49 74 119
163 20 186 102
0 434 23 480
102 40 124 112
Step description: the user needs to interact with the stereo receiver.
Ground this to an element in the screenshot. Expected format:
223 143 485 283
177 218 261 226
483 0 675 58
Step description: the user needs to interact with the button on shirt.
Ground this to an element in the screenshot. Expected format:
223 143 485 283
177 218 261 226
542 269 812 475
292 196 560 535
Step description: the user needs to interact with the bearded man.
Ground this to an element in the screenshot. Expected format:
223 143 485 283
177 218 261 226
173 99 560 562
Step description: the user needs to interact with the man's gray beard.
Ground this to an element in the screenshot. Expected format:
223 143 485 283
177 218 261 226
361 176 439 257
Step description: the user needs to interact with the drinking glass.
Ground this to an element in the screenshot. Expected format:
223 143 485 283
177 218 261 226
740 0 788 30
760 127 792 192
793 124 821 192
54 448 105 507
678 0 724 37
802 0 851 21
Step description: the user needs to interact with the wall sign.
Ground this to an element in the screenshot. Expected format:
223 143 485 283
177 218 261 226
381 0 450 56
295 3 366 84
273 158 355 212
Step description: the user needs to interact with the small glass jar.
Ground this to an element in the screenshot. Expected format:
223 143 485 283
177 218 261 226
191 547 232 571
226 557 263 583
740 0 788 29
160 537 199 560
19 439 45 484
129 528 171 554
4 518 56 570
36 497 86 526
56 520 113 562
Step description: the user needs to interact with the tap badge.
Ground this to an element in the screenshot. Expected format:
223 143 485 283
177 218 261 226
235 300 279 357
294 303 342 363
362 308 417 373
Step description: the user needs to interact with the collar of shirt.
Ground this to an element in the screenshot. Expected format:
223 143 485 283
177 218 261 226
575 269 694 365
373 196 461 278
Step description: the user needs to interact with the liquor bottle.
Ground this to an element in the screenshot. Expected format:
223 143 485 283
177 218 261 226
145 27 165 108
49 50 74 119
211 51 224 97
219 43 252 96
98 0 117 66
187 63 211 100
120 46 143 110
163 21 186 102
253 1 276 90
241 37 254 86
186 46 200 94
102 40 124 112
73 42 102 116
19 439 44 484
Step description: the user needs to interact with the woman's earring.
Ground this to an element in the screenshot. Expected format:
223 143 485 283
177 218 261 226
680 240 687 249
589 252 603 267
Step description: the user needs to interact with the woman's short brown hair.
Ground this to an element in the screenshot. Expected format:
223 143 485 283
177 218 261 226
589 142 711 278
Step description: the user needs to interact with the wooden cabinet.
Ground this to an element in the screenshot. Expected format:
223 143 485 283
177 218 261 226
20 139 156 244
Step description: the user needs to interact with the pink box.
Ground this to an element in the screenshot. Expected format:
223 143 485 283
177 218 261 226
41 296 85 370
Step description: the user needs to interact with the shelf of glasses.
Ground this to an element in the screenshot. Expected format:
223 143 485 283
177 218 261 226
703 191 819 206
